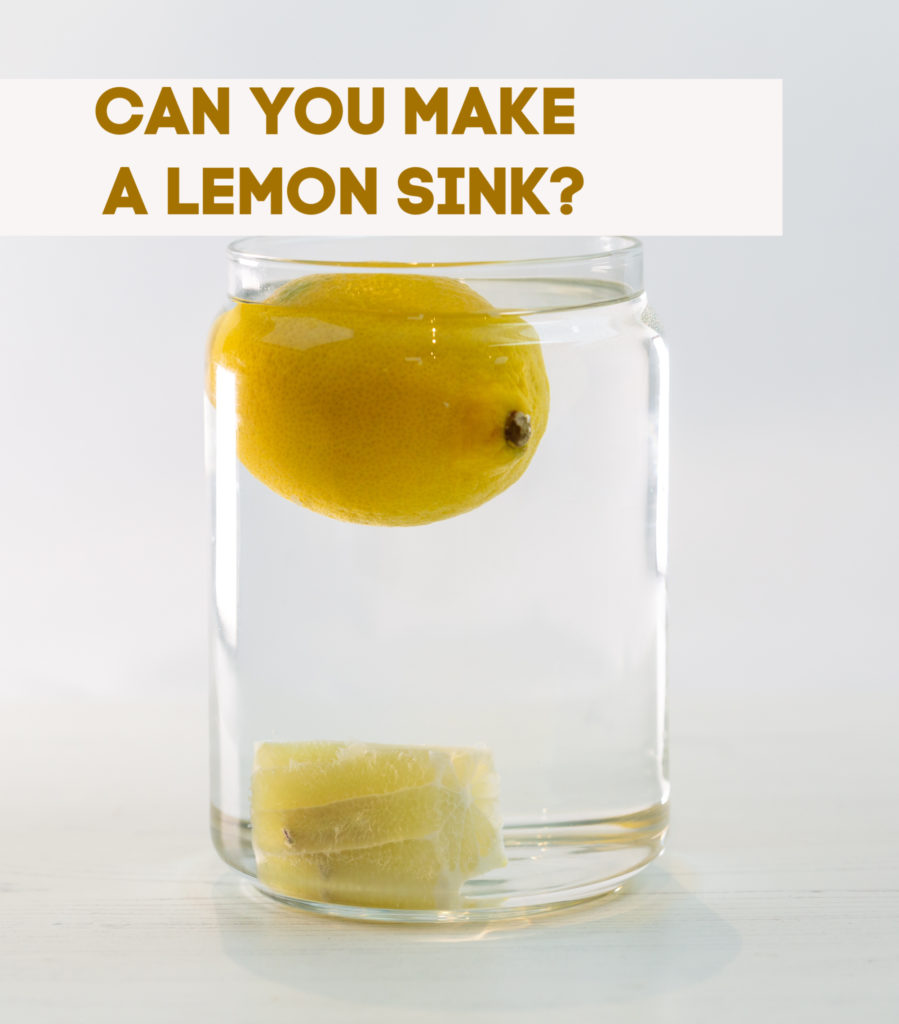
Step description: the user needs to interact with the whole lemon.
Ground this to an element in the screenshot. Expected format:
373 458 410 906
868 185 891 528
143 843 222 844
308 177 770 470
206 273 549 526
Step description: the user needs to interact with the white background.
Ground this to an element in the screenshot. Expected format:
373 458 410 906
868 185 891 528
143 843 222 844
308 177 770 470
1 1 892 707
1 1 897 1021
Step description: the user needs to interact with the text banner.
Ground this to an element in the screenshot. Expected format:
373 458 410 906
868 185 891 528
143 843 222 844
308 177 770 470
0 79 782 235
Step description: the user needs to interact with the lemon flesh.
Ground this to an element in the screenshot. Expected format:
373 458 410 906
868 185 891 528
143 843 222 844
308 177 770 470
206 273 549 526
251 741 506 909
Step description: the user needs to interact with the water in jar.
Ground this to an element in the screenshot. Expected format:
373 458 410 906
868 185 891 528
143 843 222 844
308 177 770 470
207 275 668 921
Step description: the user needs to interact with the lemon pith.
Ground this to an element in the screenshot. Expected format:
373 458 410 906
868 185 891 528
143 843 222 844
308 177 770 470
251 741 506 909
206 273 549 526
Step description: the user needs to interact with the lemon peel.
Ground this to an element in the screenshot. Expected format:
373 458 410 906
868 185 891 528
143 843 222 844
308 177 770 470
251 740 506 909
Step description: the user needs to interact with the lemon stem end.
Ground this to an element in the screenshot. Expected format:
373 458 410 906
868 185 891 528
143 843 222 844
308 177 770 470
504 411 532 449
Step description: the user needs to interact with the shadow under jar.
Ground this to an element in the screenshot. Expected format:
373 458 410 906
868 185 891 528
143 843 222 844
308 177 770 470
206 236 669 922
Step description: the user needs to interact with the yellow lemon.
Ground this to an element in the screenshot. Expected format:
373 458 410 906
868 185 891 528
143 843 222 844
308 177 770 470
206 273 549 526
251 740 506 909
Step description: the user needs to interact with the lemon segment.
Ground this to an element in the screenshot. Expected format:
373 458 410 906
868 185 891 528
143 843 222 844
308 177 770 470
206 273 549 526
251 740 506 909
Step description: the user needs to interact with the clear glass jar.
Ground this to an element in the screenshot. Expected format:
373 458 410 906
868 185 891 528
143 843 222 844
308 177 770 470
207 236 668 921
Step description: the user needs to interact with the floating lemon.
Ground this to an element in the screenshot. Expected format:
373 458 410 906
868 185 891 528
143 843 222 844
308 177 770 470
251 740 506 909
206 273 549 526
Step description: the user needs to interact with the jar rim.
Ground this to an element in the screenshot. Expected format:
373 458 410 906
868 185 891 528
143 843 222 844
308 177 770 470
226 235 641 270
226 237 644 312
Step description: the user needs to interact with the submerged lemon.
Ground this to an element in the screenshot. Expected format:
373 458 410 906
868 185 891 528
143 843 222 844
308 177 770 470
206 273 549 526
251 740 506 909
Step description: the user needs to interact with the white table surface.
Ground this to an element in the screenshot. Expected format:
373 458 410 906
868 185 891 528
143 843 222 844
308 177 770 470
2 685 896 1023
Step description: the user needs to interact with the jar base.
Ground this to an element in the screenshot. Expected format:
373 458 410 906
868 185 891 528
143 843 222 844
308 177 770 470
211 803 668 923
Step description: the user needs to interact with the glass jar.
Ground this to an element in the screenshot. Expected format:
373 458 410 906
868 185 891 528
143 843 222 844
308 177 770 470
206 236 668 921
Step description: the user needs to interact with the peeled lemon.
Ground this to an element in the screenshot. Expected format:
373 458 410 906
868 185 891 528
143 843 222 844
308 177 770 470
251 740 506 909
206 272 549 526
